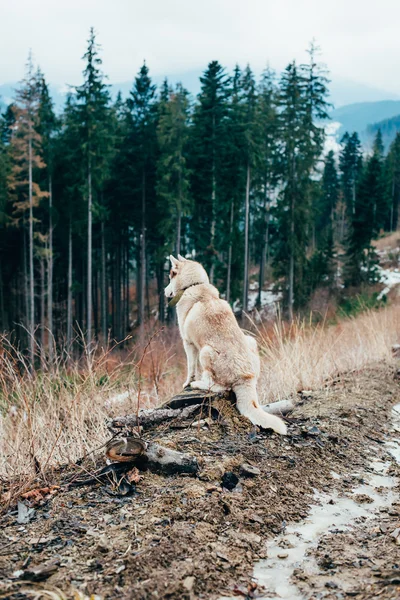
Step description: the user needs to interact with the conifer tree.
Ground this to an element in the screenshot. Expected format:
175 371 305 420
156 83 191 256
344 130 386 286
75 28 113 349
339 131 362 217
190 61 230 283
37 72 58 361
126 62 157 329
9 55 46 365
241 65 257 312
253 66 279 306
386 132 400 231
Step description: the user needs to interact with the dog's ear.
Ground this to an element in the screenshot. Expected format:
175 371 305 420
169 255 178 267
177 254 187 262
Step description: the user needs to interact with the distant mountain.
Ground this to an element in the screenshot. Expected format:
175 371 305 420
329 100 400 142
329 77 400 109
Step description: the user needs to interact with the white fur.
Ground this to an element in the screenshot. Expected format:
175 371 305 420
165 256 287 435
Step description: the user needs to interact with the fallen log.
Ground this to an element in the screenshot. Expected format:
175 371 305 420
110 404 200 431
105 437 199 476
110 390 294 432
145 442 199 475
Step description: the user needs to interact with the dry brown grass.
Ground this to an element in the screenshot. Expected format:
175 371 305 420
256 304 400 403
1 305 399 488
373 231 400 252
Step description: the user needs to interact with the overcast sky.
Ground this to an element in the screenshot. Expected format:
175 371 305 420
1 0 400 93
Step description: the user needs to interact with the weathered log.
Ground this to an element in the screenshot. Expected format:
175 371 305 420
145 442 199 475
105 437 198 476
110 404 200 431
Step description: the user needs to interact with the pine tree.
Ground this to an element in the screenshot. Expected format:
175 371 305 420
386 132 400 231
126 62 157 330
253 66 279 306
339 131 362 217
241 65 257 312
156 83 191 255
37 72 58 362
190 61 230 283
274 47 329 318
75 28 113 349
344 130 386 286
9 54 46 365
223 65 245 303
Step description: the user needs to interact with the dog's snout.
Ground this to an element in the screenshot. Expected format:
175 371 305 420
164 283 174 298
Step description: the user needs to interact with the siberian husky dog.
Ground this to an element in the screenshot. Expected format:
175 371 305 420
164 255 287 435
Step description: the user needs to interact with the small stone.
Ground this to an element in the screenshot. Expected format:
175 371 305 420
277 552 289 559
183 576 195 592
325 581 338 589
240 463 261 477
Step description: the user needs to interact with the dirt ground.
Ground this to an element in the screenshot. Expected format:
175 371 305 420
1 363 400 600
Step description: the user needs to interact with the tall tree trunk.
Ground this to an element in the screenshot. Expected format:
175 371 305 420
101 220 107 341
139 170 146 329
23 227 29 350
28 134 35 367
125 242 130 335
40 258 45 362
0 261 5 330
115 243 121 340
47 177 54 364
176 209 182 255
93 265 99 336
209 113 216 285
209 172 216 285
87 162 92 351
288 190 295 322
258 186 270 308
157 262 165 323
242 164 251 314
226 201 234 304
67 221 73 350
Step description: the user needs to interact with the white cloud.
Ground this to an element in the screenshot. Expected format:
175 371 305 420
1 0 400 93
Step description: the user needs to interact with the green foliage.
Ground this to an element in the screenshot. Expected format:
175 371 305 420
338 291 385 318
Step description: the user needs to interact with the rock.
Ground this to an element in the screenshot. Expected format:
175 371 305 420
240 463 261 477
325 581 338 589
183 576 195 592
17 502 35 524
277 552 289 559
391 527 400 544
16 560 59 581
249 514 264 524
221 472 239 491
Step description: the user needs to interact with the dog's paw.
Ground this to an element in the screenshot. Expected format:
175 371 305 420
190 380 207 390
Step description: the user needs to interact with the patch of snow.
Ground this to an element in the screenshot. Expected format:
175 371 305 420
377 267 400 300
233 283 282 320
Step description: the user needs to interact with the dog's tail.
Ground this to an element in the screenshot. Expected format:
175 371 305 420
233 381 287 435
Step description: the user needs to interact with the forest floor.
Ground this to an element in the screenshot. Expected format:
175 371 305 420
1 363 400 600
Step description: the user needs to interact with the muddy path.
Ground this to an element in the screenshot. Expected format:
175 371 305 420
1 363 400 600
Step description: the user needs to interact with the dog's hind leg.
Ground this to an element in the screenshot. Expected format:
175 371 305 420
190 346 226 393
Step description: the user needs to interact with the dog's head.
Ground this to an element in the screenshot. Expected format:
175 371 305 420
164 255 209 299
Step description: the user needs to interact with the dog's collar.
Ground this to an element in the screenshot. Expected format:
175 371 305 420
168 282 203 307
